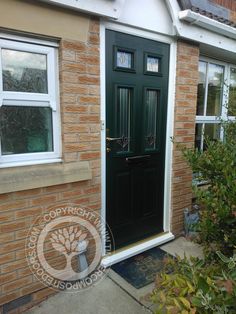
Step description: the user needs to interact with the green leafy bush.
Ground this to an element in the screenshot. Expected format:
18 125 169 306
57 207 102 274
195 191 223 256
151 252 236 314
181 121 236 259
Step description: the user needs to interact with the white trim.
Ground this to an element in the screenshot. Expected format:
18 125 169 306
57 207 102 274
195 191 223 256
100 21 176 256
163 41 176 232
100 22 106 257
0 158 62 169
0 32 59 48
101 232 174 267
103 22 175 45
0 37 61 166
179 10 236 40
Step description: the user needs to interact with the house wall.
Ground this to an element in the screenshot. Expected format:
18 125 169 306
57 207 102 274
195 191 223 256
0 1 101 312
171 40 199 235
0 0 90 42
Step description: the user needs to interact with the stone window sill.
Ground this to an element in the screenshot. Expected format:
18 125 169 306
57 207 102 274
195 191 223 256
0 161 92 194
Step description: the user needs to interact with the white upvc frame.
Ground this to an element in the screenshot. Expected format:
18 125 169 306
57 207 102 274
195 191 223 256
196 56 236 150
0 38 61 167
100 21 176 263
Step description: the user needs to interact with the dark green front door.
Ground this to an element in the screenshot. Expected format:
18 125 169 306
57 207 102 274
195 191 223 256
106 30 169 249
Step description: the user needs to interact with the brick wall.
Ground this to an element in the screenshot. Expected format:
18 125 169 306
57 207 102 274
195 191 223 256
171 40 199 235
0 18 101 313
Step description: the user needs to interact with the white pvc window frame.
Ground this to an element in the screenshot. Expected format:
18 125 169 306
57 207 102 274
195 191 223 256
196 57 236 150
0 38 61 167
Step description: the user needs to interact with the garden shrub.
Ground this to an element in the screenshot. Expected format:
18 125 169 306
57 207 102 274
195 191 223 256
181 121 236 259
151 252 236 314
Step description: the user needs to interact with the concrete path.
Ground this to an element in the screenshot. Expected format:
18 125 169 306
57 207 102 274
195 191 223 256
26 277 151 314
26 237 202 314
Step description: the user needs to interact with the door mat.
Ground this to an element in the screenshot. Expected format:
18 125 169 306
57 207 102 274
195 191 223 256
111 247 172 289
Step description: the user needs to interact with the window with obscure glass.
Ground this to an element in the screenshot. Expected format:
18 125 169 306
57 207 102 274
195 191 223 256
195 59 236 150
0 38 60 167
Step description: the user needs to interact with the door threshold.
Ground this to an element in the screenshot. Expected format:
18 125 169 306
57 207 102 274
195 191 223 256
101 231 174 267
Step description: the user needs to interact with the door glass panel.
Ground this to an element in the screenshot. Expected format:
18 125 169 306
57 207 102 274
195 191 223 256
197 61 207 115
147 56 159 73
116 87 131 151
206 63 224 116
117 51 132 69
228 67 236 116
145 89 159 150
2 49 48 93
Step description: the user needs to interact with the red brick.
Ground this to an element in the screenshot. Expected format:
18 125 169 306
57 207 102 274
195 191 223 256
0 219 28 233
0 239 25 254
0 200 27 212
79 96 99 104
0 252 15 265
0 232 15 243
0 292 20 306
61 62 86 73
80 152 100 160
79 115 99 123
15 207 41 219
63 124 89 133
0 272 17 285
64 105 88 113
0 211 14 223
30 195 57 206
65 143 91 152
78 75 99 85
3 276 32 293
61 40 86 52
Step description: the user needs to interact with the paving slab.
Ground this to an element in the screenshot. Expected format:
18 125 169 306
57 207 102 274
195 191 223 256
26 277 151 314
160 236 203 259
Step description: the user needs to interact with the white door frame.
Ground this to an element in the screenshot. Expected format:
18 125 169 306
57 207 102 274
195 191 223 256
100 21 176 266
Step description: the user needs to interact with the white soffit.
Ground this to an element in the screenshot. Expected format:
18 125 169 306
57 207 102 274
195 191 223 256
39 0 125 19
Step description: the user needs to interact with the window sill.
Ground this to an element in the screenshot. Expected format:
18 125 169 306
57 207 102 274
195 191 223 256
0 161 92 194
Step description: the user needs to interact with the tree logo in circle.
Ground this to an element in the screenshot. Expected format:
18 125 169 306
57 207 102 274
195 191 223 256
25 205 114 292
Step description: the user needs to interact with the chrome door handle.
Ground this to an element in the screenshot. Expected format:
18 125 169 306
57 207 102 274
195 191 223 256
106 137 122 142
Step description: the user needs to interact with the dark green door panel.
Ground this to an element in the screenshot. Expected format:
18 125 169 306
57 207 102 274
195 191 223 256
106 30 170 249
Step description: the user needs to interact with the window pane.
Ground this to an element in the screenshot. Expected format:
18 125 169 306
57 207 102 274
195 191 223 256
228 67 236 116
204 124 220 142
2 49 48 93
0 106 53 155
195 123 220 150
206 63 224 116
197 61 207 115
195 123 203 150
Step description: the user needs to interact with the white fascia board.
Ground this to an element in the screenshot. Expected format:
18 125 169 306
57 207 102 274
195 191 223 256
39 0 125 19
165 0 236 54
179 10 236 40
